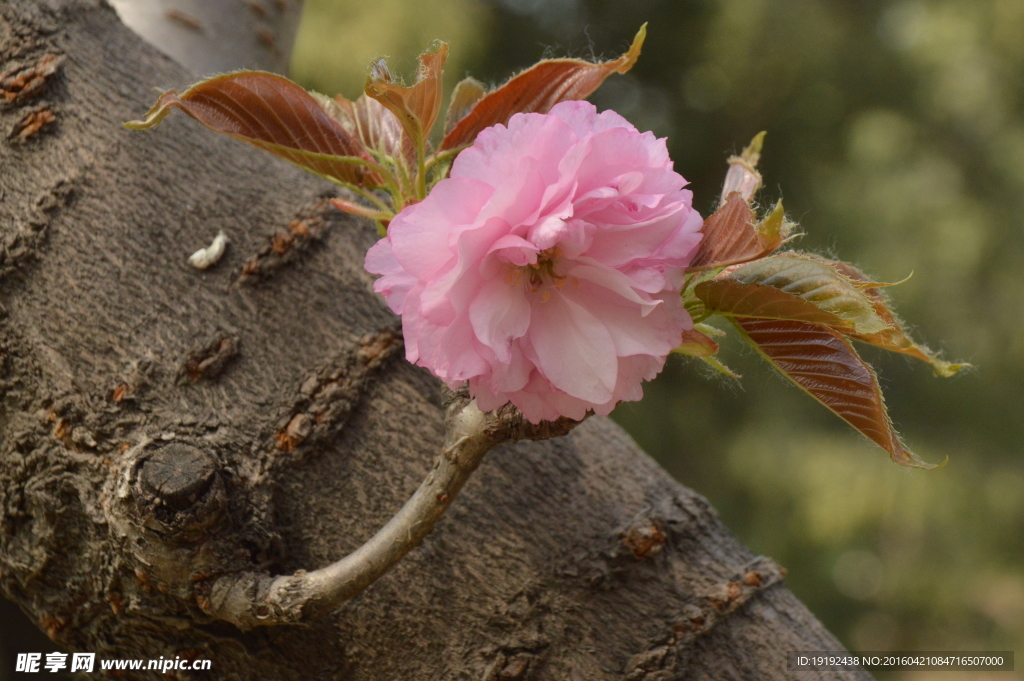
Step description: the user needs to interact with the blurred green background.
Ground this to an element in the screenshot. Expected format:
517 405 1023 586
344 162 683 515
3 1 1021 679
296 0 1020 676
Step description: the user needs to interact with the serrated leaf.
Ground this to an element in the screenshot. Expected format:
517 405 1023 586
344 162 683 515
697 253 890 334
734 317 941 469
687 193 786 271
444 77 487 135
697 278 853 329
125 71 375 186
439 24 646 152
672 328 719 357
830 261 968 377
365 42 448 151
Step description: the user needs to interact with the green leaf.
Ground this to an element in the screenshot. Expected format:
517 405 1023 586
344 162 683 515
756 199 790 244
672 328 719 358
444 77 487 135
696 253 891 334
439 24 647 152
830 261 969 377
672 328 741 378
734 317 943 469
125 71 376 186
699 355 742 379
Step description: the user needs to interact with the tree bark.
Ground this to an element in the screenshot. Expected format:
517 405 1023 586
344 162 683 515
107 0 302 75
0 1 869 679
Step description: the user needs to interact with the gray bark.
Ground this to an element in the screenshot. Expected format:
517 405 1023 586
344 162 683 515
108 0 302 75
0 0 870 679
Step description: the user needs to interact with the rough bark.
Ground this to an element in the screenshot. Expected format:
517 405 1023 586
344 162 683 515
0 1 870 679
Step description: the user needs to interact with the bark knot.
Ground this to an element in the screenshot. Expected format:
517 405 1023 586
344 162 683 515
621 519 667 560
0 53 62 104
9 105 55 141
179 333 239 383
131 443 226 542
238 198 332 283
272 327 402 454
623 555 787 680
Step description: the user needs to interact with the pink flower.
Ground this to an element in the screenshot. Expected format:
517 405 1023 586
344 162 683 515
365 101 703 423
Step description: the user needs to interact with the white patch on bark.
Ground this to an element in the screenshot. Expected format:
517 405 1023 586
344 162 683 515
188 231 228 269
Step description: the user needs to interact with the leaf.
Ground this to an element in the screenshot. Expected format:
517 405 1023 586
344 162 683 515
696 253 891 334
756 199 792 245
698 278 851 329
673 328 719 358
672 326 740 378
439 23 647 152
734 317 941 469
331 94 407 160
687 193 791 271
698 355 742 380
695 321 727 338
444 77 487 135
830 261 968 377
365 42 448 151
125 71 375 186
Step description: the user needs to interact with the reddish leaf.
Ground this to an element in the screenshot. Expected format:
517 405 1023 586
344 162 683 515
444 77 487 135
125 71 375 186
687 193 788 271
734 318 941 469
698 278 853 330
673 328 720 358
696 253 890 334
439 24 647 152
829 261 967 377
672 327 741 378
331 94 407 160
365 43 448 150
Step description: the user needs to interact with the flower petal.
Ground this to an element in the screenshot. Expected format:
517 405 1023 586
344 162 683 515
528 292 617 403
470 275 531 363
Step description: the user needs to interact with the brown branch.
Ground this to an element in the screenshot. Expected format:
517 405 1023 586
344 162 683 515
198 386 585 629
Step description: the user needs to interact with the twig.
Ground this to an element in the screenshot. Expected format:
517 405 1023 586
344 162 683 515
198 387 584 630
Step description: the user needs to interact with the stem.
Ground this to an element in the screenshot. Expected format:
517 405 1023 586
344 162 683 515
415 135 428 200
198 388 584 630
423 144 469 173
364 148 405 200
332 181 393 216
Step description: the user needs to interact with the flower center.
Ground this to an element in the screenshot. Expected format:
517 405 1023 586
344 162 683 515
526 247 564 287
504 246 580 302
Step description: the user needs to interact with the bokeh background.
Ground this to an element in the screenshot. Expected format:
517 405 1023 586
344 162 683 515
3 1 1022 679
292 0 1024 677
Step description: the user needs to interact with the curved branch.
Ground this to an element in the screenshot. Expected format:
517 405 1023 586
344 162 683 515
199 387 583 630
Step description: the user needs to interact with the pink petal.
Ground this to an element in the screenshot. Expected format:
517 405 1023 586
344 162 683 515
390 178 493 280
365 236 418 314
528 292 617 403
470 276 531 363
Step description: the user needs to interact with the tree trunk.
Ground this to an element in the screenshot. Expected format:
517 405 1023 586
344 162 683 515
0 0 869 679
